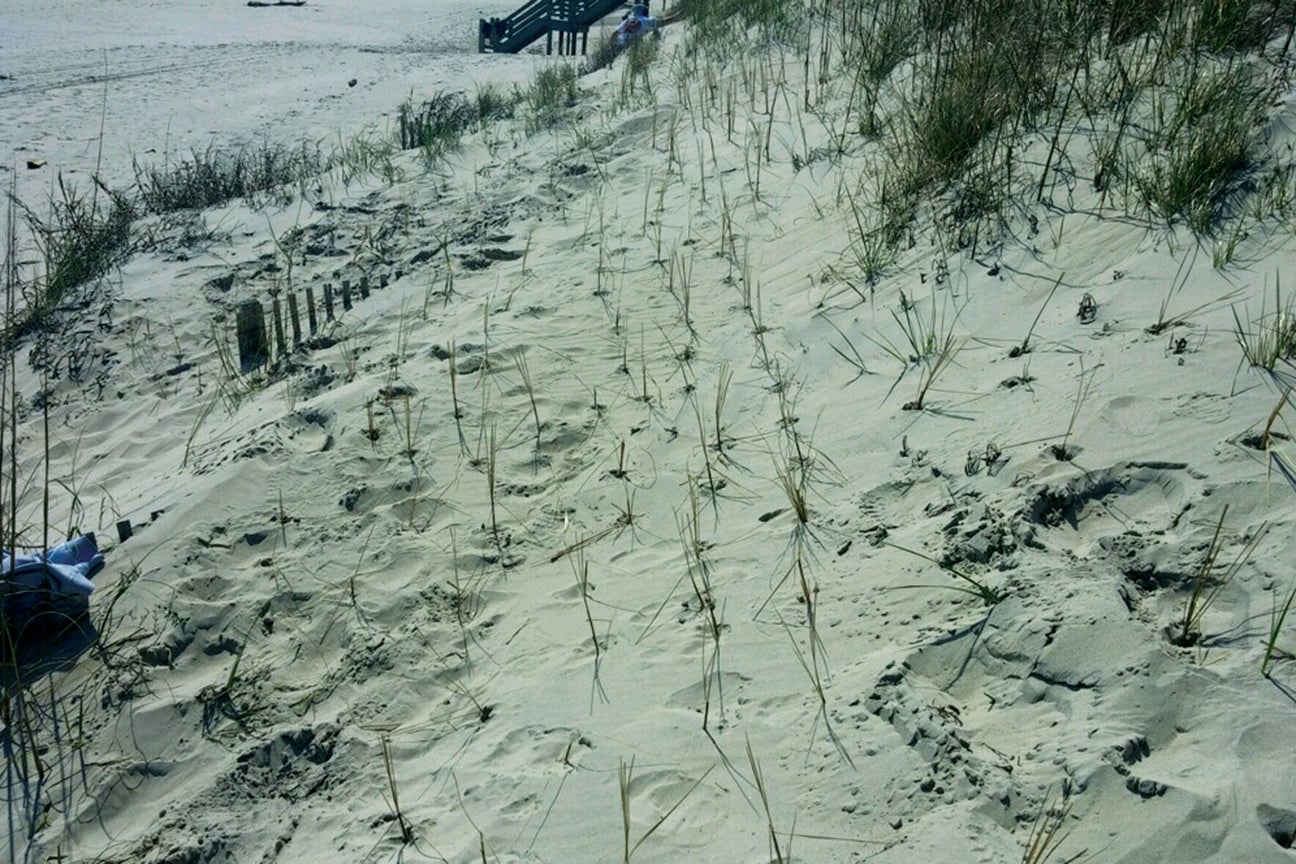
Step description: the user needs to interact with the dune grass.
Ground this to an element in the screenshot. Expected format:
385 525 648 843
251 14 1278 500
817 0 1296 267
16 178 134 337
1233 276 1296 371
1 203 133 857
1262 579 1296 677
398 91 474 158
675 0 806 52
527 64 580 132
1135 59 1270 231
134 141 326 213
9 3 1296 858
1175 506 1268 646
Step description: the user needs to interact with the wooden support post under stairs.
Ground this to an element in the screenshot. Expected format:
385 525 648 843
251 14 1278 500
305 286 319 335
479 0 640 55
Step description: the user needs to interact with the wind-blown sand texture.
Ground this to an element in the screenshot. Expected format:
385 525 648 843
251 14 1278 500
4 3 1296 863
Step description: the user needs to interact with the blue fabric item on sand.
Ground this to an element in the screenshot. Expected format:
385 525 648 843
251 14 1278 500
3 535 103 600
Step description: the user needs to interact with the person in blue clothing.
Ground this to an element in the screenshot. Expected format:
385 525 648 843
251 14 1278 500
615 4 658 47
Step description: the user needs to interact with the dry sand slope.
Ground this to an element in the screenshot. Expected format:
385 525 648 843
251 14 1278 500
5 7 1296 864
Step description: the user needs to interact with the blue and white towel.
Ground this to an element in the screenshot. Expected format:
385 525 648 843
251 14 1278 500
3 536 103 616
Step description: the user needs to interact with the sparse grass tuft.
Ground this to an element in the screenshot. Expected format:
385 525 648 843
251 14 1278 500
473 82 516 126
380 735 415 845
885 541 1002 605
621 33 662 101
527 64 580 132
20 177 134 335
1174 505 1268 646
1021 782 1077 864
1233 275 1296 371
1262 579 1296 677
581 31 622 74
675 0 806 51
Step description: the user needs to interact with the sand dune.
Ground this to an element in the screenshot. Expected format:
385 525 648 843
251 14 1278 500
4 3 1296 864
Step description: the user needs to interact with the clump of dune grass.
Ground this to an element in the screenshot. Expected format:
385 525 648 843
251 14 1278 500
889 1 1054 209
134 141 326 213
1184 0 1291 53
398 84 519 164
330 127 402 185
843 0 915 136
527 64 580 132
1134 59 1271 232
397 91 473 157
473 82 516 126
816 0 1296 264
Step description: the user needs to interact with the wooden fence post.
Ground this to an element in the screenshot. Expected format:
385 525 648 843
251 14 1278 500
305 286 318 334
235 299 269 370
271 296 287 359
287 292 302 346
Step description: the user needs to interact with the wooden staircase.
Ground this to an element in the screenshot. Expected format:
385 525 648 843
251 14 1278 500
479 0 635 55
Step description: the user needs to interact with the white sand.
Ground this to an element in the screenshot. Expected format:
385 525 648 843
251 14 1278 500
4 6 1296 864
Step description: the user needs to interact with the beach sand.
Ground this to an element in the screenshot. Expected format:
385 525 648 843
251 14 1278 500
1 0 537 216
3 4 1296 863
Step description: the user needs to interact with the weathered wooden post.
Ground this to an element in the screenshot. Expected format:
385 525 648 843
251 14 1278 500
271 296 287 359
323 284 336 321
342 279 353 310
235 298 269 371
305 286 318 334
359 275 370 299
287 292 302 346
